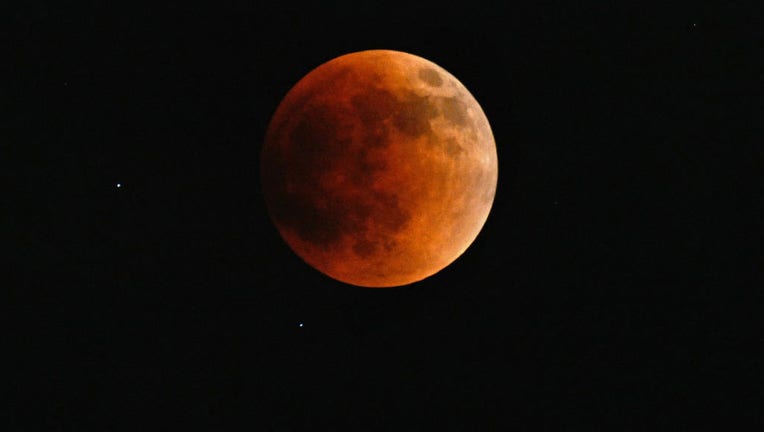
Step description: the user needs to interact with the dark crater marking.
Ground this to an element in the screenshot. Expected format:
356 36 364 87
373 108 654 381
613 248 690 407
418 68 443 87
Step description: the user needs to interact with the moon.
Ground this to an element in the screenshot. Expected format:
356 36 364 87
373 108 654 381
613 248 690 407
261 50 498 287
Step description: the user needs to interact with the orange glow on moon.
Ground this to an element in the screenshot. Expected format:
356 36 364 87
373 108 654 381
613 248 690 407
261 50 498 287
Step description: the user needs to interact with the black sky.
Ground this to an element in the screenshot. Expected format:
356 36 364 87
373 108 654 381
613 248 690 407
7 2 763 429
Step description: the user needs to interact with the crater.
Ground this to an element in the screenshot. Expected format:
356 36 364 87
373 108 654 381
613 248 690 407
442 137 465 157
393 92 439 137
440 96 469 126
418 68 443 87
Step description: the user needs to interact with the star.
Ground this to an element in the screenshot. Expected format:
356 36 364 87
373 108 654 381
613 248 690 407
298 322 304 328
116 183 122 188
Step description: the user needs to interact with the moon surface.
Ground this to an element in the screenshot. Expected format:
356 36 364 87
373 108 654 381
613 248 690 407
261 50 498 287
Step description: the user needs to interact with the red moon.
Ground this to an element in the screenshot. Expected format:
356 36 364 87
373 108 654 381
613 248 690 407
262 50 498 287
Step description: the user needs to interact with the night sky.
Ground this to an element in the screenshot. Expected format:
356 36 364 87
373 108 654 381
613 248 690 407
8 2 763 429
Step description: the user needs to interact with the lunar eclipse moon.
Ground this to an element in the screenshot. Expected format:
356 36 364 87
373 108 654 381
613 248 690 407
262 50 498 287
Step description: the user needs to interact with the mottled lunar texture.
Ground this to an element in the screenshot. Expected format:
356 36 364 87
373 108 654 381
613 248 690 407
262 50 498 287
